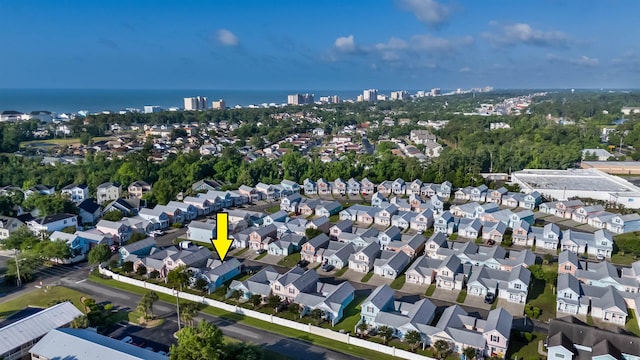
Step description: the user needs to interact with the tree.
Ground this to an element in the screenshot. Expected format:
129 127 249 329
305 228 323 239
230 289 242 305
356 322 369 337
137 294 152 320
102 210 124 221
147 291 159 318
220 342 264 360
249 294 262 308
194 277 209 293
434 340 452 359
310 308 324 325
167 265 190 289
122 261 134 273
266 295 281 312
88 244 111 264
404 330 422 352
169 321 224 360
136 264 148 276
463 346 477 360
377 325 393 344
38 240 72 261
69 315 89 329
0 227 39 252
179 301 200 328
149 270 160 279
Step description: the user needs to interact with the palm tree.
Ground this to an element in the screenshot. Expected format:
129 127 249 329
377 325 393 345
463 347 477 360
70 315 89 329
137 295 151 320
404 330 422 352
434 340 451 359
356 322 369 337
310 309 324 325
179 301 199 327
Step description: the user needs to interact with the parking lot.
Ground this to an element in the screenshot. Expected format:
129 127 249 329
106 315 178 353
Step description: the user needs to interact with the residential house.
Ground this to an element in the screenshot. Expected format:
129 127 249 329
187 220 216 243
346 178 361 196
530 223 561 250
255 182 276 200
410 209 434 232
607 213 640 234
433 211 456 235
377 181 393 195
315 201 342 217
96 219 131 244
182 196 213 216
280 193 302 213
359 284 436 339
77 199 101 225
61 183 89 203
330 220 353 239
271 267 319 301
360 178 375 195
264 210 288 225
24 184 55 197
371 192 388 208
281 179 300 195
267 233 307 256
467 264 531 304
196 258 242 293
378 226 402 249
520 191 542 210
317 178 331 195
297 199 322 216
511 221 533 247
457 218 482 239
386 233 427 259
391 211 413 230
348 242 381 273
561 229 613 258
238 185 259 204
501 193 524 209
332 178 347 195
191 179 221 192
128 181 152 199
392 178 406 195
321 242 356 269
487 187 508 204
138 208 169 229
296 281 355 326
572 205 606 223
300 234 331 263
375 204 398 226
406 255 466 290
96 182 121 205
248 224 278 251
303 178 317 195
0 215 24 240
228 266 280 300
482 221 507 243
119 237 156 261
408 179 423 195
424 233 449 258
27 213 78 234
373 250 410 278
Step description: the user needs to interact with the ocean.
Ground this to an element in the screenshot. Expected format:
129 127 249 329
0 89 370 114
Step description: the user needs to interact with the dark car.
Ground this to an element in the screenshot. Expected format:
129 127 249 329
297 259 309 268
322 264 335 272
484 292 495 304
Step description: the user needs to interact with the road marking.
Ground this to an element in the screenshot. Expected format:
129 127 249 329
73 266 82 269
76 279 87 284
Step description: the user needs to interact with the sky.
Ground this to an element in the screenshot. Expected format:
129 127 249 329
1 0 639 90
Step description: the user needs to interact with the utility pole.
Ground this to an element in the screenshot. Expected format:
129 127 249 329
14 249 21 287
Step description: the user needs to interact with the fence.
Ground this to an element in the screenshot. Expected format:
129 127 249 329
98 267 435 360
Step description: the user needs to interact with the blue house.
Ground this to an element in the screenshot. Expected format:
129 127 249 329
198 258 242 293
281 179 300 195
119 237 157 261
371 192 388 208
303 178 317 195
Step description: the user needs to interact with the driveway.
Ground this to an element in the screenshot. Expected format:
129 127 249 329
400 282 427 295
258 254 283 265
430 288 460 303
366 275 394 287
464 293 492 310
339 269 368 282
496 298 525 316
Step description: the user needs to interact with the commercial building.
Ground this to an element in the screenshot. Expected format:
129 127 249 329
390 90 409 101
143 105 162 113
581 161 640 175
511 168 640 209
0 302 83 360
184 96 208 111
363 89 378 102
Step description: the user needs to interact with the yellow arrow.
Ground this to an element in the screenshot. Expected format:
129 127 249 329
211 212 233 261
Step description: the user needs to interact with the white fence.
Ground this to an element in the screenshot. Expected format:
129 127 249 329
98 267 435 360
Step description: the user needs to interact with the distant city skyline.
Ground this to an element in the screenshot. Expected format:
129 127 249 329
1 0 639 89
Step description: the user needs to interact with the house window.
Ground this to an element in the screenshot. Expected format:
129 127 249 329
430 245 435 249
288 288 295 294
564 292 572 299
275 285 281 291
601 241 608 246
490 335 499 342
555 354 565 359
513 283 521 289
564 265 571 271
366 306 373 313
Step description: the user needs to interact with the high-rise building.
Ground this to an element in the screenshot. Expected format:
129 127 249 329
287 93 314 105
390 90 409 101
143 105 162 114
184 96 208 110
212 99 226 110
363 89 378 102
430 88 441 96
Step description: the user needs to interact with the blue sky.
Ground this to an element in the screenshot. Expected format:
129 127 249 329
1 0 638 90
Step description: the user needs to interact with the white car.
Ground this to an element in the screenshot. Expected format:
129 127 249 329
121 336 133 344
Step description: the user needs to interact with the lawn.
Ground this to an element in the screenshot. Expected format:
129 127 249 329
265 205 281 214
255 251 268 260
0 286 87 319
425 284 436 296
334 267 349 277
360 272 373 283
389 274 406 290
527 279 557 321
329 214 340 222
233 248 249 257
277 253 301 267
456 289 467 303
611 252 637 266
90 275 400 360
506 331 545 360
330 295 365 333
627 309 640 336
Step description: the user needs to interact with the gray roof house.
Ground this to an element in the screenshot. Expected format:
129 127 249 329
467 264 531 304
373 250 410 279
296 281 355 326
348 241 382 273
321 242 356 269
228 265 280 300
197 258 242 293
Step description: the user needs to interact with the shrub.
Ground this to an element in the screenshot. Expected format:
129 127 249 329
104 303 113 311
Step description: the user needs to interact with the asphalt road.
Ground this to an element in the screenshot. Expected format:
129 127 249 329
63 278 363 360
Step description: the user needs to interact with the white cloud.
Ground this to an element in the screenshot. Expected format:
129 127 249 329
546 54 599 67
458 66 471 73
398 0 451 27
216 29 239 46
334 35 356 52
484 22 570 48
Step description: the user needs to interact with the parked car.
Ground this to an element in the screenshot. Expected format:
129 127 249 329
297 259 309 268
322 264 334 272
121 336 133 344
596 254 605 261
256 249 266 254
484 292 495 304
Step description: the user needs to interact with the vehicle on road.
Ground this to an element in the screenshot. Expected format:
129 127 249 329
121 336 133 344
322 264 334 272
596 254 605 261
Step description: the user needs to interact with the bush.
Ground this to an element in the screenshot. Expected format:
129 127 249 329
523 332 534 342
172 223 183 228
84 298 96 307
149 270 160 279
104 303 113 311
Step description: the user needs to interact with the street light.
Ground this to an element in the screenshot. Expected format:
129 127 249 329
14 249 22 287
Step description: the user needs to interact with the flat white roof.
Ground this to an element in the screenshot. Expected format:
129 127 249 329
512 168 640 193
